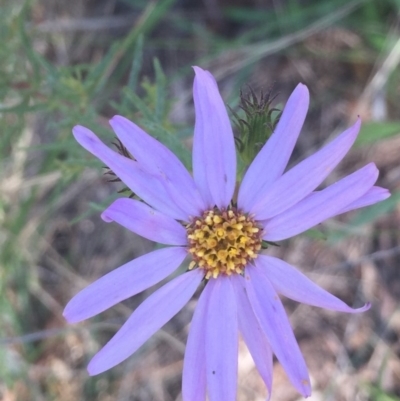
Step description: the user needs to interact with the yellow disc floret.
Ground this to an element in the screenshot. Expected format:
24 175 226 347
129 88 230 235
186 208 262 279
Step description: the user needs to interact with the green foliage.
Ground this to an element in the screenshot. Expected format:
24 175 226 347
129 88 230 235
367 385 400 401
0 0 187 392
356 121 400 145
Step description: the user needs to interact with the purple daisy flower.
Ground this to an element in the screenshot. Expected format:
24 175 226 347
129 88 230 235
64 67 390 399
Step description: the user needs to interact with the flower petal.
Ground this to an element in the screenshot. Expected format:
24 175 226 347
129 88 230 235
192 67 236 209
231 275 273 400
238 83 309 212
256 255 370 313
206 277 238 401
182 280 211 401
244 265 311 397
252 118 361 220
110 116 206 217
338 186 390 214
63 247 187 323
263 163 378 241
101 198 187 245
88 269 204 375
73 125 187 221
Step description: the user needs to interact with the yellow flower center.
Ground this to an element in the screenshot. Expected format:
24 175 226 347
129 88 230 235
186 208 262 279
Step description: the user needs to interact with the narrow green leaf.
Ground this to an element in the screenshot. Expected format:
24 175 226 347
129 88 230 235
303 228 328 241
355 121 400 145
153 58 167 121
110 0 179 84
85 42 121 97
120 35 144 112
127 35 144 94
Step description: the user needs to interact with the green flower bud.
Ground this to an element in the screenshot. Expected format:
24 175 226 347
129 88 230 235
232 86 281 172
